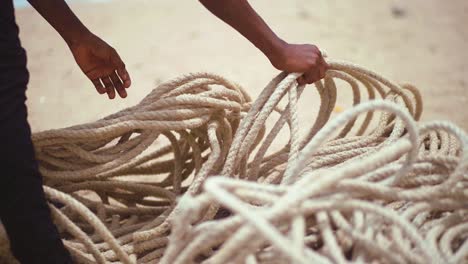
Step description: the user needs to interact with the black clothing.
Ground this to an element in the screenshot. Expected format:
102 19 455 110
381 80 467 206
0 1 72 263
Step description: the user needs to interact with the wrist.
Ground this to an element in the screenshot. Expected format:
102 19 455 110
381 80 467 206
262 37 287 60
265 39 289 69
63 27 93 48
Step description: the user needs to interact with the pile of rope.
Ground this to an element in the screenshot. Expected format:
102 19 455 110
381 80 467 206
1 61 467 264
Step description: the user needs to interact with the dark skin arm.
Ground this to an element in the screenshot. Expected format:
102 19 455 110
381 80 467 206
199 0 328 85
27 0 324 98
27 0 131 99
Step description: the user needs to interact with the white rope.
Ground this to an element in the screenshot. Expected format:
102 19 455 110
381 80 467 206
0 61 466 264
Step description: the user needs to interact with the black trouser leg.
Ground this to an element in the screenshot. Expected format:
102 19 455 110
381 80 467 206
0 102 72 264
1 0 72 262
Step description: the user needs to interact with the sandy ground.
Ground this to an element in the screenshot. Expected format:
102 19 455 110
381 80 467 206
15 0 468 133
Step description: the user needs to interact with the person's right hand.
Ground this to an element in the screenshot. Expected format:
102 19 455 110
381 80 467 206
268 43 328 86
69 33 131 99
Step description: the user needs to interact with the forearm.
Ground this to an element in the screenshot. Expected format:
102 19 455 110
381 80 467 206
199 0 286 59
27 0 91 46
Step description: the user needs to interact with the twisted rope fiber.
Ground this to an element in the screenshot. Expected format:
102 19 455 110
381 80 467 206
0 60 467 263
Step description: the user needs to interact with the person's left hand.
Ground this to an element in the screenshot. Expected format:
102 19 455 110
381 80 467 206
69 33 131 99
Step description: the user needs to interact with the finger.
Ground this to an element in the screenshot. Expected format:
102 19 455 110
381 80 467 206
320 54 329 69
109 49 131 88
297 75 306 86
101 76 115 99
92 79 106 94
110 48 125 68
320 55 329 79
110 71 127 98
318 63 326 80
117 67 131 88
304 69 321 84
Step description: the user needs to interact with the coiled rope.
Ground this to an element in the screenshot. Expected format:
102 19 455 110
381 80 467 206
1 60 467 263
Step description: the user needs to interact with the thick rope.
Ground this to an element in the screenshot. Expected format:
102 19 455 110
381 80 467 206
0 61 467 264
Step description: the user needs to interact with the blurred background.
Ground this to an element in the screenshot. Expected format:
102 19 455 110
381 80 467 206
13 0 468 132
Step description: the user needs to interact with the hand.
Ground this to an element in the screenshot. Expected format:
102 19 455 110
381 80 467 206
268 43 328 85
69 33 131 99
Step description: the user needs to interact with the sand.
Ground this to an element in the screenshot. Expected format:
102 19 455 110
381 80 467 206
15 0 468 133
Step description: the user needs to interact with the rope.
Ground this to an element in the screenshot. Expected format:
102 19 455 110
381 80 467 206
0 61 467 264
